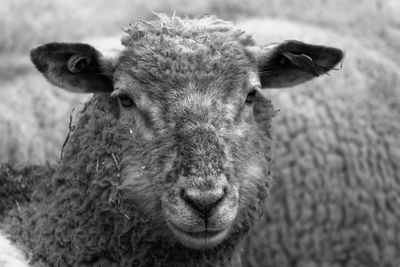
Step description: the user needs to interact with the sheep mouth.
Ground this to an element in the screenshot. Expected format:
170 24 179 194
167 221 230 249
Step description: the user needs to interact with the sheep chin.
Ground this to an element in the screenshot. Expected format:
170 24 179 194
166 220 231 250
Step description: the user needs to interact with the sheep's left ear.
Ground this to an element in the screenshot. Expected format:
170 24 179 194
30 42 115 93
248 40 344 88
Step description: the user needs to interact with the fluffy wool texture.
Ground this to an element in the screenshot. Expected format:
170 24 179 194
1 94 274 266
244 84 400 266
117 14 255 91
0 164 54 218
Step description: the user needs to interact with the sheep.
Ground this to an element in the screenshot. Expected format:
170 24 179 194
0 15 343 266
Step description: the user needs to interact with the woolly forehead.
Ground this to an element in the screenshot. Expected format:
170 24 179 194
112 42 257 107
112 15 258 97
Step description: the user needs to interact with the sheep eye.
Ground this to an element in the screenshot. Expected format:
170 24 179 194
245 90 257 104
118 94 135 108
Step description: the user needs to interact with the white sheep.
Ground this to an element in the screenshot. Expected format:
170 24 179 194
0 232 29 267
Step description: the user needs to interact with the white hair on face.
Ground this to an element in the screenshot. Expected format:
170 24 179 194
0 232 29 267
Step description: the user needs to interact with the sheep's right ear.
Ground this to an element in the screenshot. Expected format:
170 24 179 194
30 43 115 93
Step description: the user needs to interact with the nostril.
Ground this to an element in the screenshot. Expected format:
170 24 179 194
181 188 226 216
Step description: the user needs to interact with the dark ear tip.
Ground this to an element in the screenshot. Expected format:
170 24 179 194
329 47 345 68
30 43 48 60
29 46 40 63
30 44 48 72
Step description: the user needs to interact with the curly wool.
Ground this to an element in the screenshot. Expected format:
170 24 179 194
118 14 255 86
122 14 253 45
0 164 54 219
2 91 275 266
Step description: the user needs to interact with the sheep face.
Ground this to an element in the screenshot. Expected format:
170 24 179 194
112 54 271 249
30 16 343 251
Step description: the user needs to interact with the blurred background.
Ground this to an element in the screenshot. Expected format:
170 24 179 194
1 0 400 165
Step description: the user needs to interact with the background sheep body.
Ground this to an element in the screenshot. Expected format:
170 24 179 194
243 88 400 266
239 18 400 266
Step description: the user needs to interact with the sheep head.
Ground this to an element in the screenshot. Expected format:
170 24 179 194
30 15 343 251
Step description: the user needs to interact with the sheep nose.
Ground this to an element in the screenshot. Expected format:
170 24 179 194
181 188 227 218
